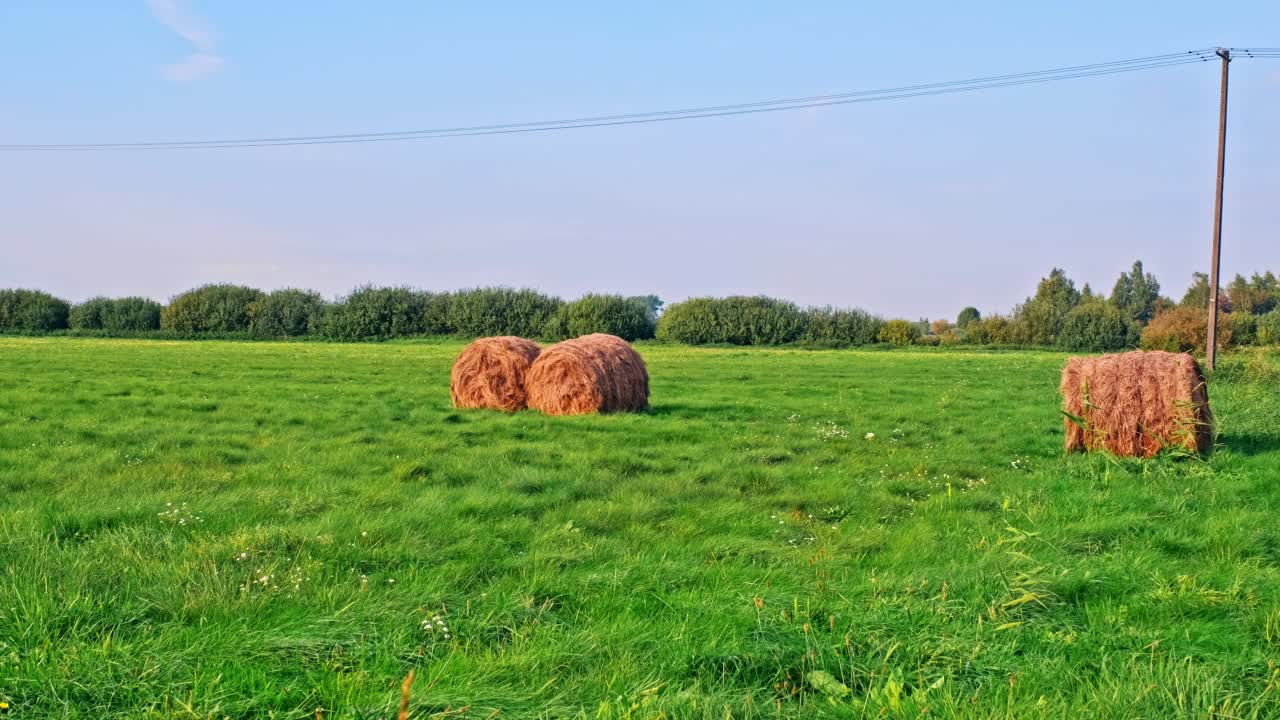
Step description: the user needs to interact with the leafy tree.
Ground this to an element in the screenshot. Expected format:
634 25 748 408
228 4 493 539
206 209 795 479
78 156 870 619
1252 272 1279 314
1059 301 1135 352
956 307 981 329
162 284 264 333
0 289 71 332
69 297 112 330
1180 273 1209 308
445 288 562 338
628 295 664 322
109 297 163 331
656 296 807 345
655 298 720 344
1109 260 1161 324
421 292 453 334
558 294 655 341
1258 309 1280 345
71 297 162 331
1014 268 1081 345
658 296 871 346
800 307 881 346
878 319 920 346
541 310 569 341
1232 313 1258 346
965 315 1015 344
1226 275 1253 314
248 289 326 337
711 296 806 345
1228 272 1278 315
1178 273 1228 311
320 286 428 340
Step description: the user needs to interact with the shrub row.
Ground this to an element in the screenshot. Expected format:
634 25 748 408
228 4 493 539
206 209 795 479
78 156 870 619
320 287 654 341
0 285 661 342
70 297 163 332
655 297 882 347
7 283 1280 351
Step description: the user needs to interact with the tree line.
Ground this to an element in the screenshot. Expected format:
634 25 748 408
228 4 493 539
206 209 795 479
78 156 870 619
945 263 1280 352
2 263 1278 350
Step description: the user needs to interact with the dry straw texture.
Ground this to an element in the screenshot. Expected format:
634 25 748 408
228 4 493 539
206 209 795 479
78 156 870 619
450 336 541 412
1060 350 1213 457
526 333 649 415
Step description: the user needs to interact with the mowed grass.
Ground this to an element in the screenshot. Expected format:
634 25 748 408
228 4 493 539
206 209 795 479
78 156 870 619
2 338 1280 719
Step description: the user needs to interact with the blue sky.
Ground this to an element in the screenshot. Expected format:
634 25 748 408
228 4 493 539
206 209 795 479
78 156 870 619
1 2 1277 319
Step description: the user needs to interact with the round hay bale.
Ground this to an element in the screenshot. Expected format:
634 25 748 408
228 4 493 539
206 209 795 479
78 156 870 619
1060 350 1212 457
525 333 649 415
450 336 541 412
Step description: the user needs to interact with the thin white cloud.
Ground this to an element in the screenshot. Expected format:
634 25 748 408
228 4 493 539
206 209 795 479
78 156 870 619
165 52 223 82
146 0 223 81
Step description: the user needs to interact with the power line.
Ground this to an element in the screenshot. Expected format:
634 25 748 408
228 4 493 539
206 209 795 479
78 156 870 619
0 48 1237 151
2 49 1214 149
0 50 1222 150
26 57 1211 151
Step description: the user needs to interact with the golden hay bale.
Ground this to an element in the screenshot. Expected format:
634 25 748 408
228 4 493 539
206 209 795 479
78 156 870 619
1060 350 1212 457
525 333 649 415
450 336 541 412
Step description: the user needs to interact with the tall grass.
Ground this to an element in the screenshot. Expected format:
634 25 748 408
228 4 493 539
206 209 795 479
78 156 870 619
1 339 1278 717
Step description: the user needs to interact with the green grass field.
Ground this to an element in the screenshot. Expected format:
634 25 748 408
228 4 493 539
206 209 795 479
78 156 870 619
2 338 1280 719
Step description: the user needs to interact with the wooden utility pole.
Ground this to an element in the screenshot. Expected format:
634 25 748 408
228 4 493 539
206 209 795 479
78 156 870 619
1206 48 1230 371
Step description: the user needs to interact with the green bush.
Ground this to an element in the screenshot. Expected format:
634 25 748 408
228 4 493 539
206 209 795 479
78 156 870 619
321 286 428 341
0 289 71 332
1058 302 1135 352
800 307 882 346
655 298 721 344
656 296 806 345
71 297 162 331
1258 310 1280 346
162 285 265 333
964 315 1016 345
716 296 806 345
541 309 570 341
109 297 163 331
878 319 920 346
558 294 655 341
1140 306 1232 352
68 297 112 330
1230 313 1258 347
248 289 326 337
422 293 453 335
446 288 562 338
